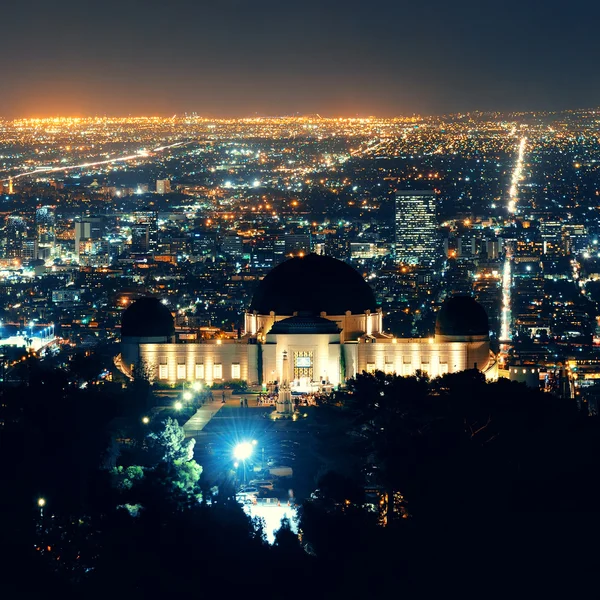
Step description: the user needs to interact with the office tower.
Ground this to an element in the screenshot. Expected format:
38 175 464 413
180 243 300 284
539 221 562 256
36 206 56 256
251 237 275 270
394 191 439 265
131 223 150 253
132 211 159 253
221 234 244 259
274 238 286 264
284 233 311 257
4 216 27 259
21 238 38 261
74 217 105 258
191 231 217 258
156 179 171 194
486 239 500 260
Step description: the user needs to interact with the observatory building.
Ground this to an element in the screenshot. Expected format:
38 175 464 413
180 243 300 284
120 254 496 390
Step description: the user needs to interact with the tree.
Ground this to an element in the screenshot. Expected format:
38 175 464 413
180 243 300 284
172 459 202 495
110 465 144 491
147 417 195 463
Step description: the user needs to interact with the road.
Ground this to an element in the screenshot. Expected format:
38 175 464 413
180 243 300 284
500 135 528 347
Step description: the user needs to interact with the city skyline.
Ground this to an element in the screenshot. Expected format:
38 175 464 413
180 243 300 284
2 0 600 118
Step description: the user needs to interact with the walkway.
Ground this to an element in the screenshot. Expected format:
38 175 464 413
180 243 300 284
182 391 254 436
183 400 227 437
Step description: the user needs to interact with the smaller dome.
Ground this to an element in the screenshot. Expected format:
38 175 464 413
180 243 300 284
121 297 175 338
269 315 341 335
435 296 489 337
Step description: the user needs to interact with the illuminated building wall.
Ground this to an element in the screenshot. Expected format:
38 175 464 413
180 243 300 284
394 191 439 265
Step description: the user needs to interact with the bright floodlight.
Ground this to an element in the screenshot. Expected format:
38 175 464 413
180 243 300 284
142 416 150 424
192 381 202 392
183 391 193 401
174 401 183 411
233 442 253 461
37 498 46 507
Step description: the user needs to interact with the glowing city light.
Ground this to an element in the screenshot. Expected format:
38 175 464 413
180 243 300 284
233 442 253 461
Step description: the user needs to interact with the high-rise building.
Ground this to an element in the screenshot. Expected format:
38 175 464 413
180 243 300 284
156 179 171 194
4 216 28 259
284 233 311 257
394 191 438 265
132 211 159 253
36 206 56 257
74 217 105 258
130 224 150 253
221 234 244 259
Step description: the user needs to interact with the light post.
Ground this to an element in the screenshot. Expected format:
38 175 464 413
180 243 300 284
233 442 254 485
142 416 150 425
174 401 183 411
37 497 46 532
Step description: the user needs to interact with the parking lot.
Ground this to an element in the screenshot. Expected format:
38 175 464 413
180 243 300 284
191 401 331 503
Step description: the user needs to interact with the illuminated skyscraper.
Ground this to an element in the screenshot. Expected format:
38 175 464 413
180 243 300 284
156 179 171 194
132 211 159 253
394 190 439 265
4 216 27 259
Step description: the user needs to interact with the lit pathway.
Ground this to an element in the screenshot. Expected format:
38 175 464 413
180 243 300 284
183 399 228 438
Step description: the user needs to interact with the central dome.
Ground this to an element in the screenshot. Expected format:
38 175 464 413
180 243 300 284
249 254 377 316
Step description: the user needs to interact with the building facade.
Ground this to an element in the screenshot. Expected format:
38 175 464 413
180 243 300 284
120 255 496 389
394 190 439 265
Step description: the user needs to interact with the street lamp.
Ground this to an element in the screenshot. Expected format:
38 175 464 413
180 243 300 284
37 497 46 530
142 416 150 424
233 442 254 484
174 401 183 411
183 391 193 402
192 381 202 392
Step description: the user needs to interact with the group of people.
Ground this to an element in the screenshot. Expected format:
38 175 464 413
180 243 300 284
257 393 277 406
235 391 328 408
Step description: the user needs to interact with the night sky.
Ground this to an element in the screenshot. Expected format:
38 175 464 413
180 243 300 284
3 0 599 117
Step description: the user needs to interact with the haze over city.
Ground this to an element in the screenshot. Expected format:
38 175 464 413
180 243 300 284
3 0 600 117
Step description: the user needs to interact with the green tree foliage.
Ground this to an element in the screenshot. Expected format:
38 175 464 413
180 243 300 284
147 417 195 463
110 465 144 490
172 458 202 494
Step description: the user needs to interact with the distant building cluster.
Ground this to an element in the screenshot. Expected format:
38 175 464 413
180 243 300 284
0 113 599 403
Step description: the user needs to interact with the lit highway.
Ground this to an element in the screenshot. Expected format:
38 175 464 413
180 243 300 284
0 140 193 182
500 136 527 343
507 136 527 214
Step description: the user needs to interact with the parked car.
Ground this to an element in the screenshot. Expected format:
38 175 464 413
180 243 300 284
235 493 255 505
249 479 274 491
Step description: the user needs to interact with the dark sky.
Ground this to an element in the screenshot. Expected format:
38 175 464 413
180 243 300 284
2 0 599 117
